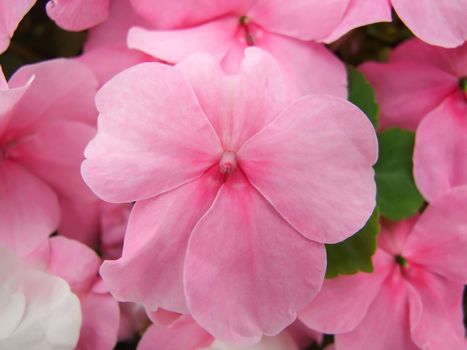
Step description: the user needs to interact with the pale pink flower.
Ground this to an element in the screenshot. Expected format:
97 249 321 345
138 315 299 350
46 0 110 31
0 0 36 53
300 186 467 350
0 59 98 255
126 0 374 97
78 0 154 86
362 39 467 201
82 49 377 344
0 243 81 349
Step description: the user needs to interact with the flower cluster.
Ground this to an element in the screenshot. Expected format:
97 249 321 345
0 1 466 349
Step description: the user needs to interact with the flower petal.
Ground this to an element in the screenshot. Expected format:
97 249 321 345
185 171 326 345
0 161 59 255
335 268 419 350
406 268 466 349
177 48 291 151
46 0 109 31
413 96 467 202
82 62 222 203
300 249 392 334
100 167 222 313
391 0 467 48
0 0 36 54
128 17 238 63
238 95 377 243
403 186 467 284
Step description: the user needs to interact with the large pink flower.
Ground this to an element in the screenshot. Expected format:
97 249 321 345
46 0 110 31
300 186 467 349
82 49 377 344
0 0 36 53
0 59 98 255
126 0 389 98
362 39 467 201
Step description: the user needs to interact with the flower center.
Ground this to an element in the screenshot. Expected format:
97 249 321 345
219 151 237 180
460 77 467 100
239 15 255 46
394 254 409 268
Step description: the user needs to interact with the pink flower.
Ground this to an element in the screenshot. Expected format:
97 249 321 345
0 243 81 349
0 59 98 255
138 315 300 350
82 49 377 344
362 39 467 201
126 0 370 97
46 0 110 31
300 186 467 350
0 0 36 54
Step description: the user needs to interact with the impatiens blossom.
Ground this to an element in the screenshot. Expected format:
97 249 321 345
46 0 110 31
137 315 299 350
0 243 81 349
126 0 368 97
78 0 154 86
82 48 377 344
300 186 467 350
0 59 98 255
0 0 36 54
362 39 467 202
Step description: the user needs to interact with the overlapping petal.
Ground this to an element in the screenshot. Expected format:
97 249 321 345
82 62 222 203
185 171 326 344
238 95 377 243
46 0 109 31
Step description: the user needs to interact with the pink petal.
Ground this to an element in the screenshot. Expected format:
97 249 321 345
137 316 213 350
258 34 347 98
238 95 377 243
300 249 393 334
78 45 153 86
0 0 36 54
7 59 98 136
0 74 30 140
413 96 467 202
406 268 466 349
0 161 59 255
100 167 222 313
403 186 467 284
335 268 419 350
47 236 100 294
46 0 109 31
249 0 349 41
128 17 238 64
360 60 457 130
82 62 222 203
128 0 245 28
76 292 120 350
184 171 326 345
10 121 97 202
391 0 467 48
176 48 291 151
321 0 392 43
377 216 419 256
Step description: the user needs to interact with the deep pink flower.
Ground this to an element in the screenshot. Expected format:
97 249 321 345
126 0 380 97
137 315 300 350
0 0 36 53
362 39 467 201
0 59 98 255
46 0 110 31
82 49 377 344
300 186 467 349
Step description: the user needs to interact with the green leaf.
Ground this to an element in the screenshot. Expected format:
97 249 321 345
374 128 425 220
325 209 380 278
347 65 379 129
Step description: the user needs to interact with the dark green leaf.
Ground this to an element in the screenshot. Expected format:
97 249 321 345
325 209 380 278
374 128 425 220
347 65 379 129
